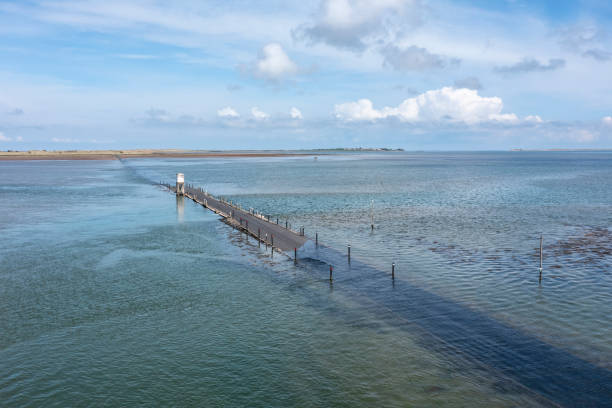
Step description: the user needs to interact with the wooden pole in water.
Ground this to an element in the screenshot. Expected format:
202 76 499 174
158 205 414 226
539 234 543 283
316 232 318 247
392 262 395 280
258 228 261 247
271 234 274 249
347 244 351 263
329 265 333 282
294 248 297 264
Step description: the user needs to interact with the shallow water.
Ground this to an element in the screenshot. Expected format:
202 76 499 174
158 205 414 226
1 152 611 406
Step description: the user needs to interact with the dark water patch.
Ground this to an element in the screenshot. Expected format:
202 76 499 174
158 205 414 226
297 245 612 407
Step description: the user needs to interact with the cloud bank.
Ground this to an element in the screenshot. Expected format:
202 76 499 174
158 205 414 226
334 87 521 124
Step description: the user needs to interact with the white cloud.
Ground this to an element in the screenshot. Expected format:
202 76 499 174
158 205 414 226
334 99 386 121
525 115 543 123
334 87 523 124
217 106 239 118
602 116 612 125
294 0 422 51
16 136 23 141
0 131 10 141
251 107 270 120
290 107 303 119
254 43 298 80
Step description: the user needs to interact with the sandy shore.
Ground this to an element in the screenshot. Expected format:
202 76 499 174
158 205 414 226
0 149 310 160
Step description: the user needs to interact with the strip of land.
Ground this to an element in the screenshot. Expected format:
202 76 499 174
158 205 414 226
0 149 311 160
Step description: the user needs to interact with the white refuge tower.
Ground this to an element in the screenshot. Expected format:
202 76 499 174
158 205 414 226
176 173 185 196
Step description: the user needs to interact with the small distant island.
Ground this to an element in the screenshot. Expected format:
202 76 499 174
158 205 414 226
0 148 404 160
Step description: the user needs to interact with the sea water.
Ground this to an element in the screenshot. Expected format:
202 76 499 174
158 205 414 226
1 152 611 406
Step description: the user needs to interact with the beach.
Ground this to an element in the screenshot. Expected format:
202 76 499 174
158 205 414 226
0 149 310 160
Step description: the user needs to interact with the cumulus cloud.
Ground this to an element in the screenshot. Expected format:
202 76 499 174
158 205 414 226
453 77 482 90
253 43 298 81
217 106 239 118
380 44 459 71
603 116 612 125
0 131 10 141
290 107 303 119
334 87 522 124
251 107 270 120
294 0 423 51
495 58 565 74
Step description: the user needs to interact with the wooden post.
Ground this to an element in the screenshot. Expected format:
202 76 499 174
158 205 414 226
265 233 268 250
286 220 288 229
539 234 543 284
271 234 274 249
329 265 333 282
316 232 318 247
258 228 261 247
276 217 279 224
294 248 297 264
392 262 395 280
348 244 351 263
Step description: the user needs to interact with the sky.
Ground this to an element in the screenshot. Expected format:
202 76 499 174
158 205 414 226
1 0 612 150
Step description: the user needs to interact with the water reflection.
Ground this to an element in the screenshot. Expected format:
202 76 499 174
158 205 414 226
176 195 184 222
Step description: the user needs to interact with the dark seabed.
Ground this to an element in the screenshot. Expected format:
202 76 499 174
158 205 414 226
1 151 611 407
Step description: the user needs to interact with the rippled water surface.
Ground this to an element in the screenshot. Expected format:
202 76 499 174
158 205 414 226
1 152 611 407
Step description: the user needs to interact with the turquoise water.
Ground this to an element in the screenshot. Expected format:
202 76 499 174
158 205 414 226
1 152 611 406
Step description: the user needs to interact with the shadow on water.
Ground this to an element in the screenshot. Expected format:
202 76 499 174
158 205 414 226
297 242 612 408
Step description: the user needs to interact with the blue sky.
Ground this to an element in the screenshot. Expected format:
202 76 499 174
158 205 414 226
1 0 611 150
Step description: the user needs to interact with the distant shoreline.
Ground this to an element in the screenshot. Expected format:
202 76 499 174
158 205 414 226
0 148 404 161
